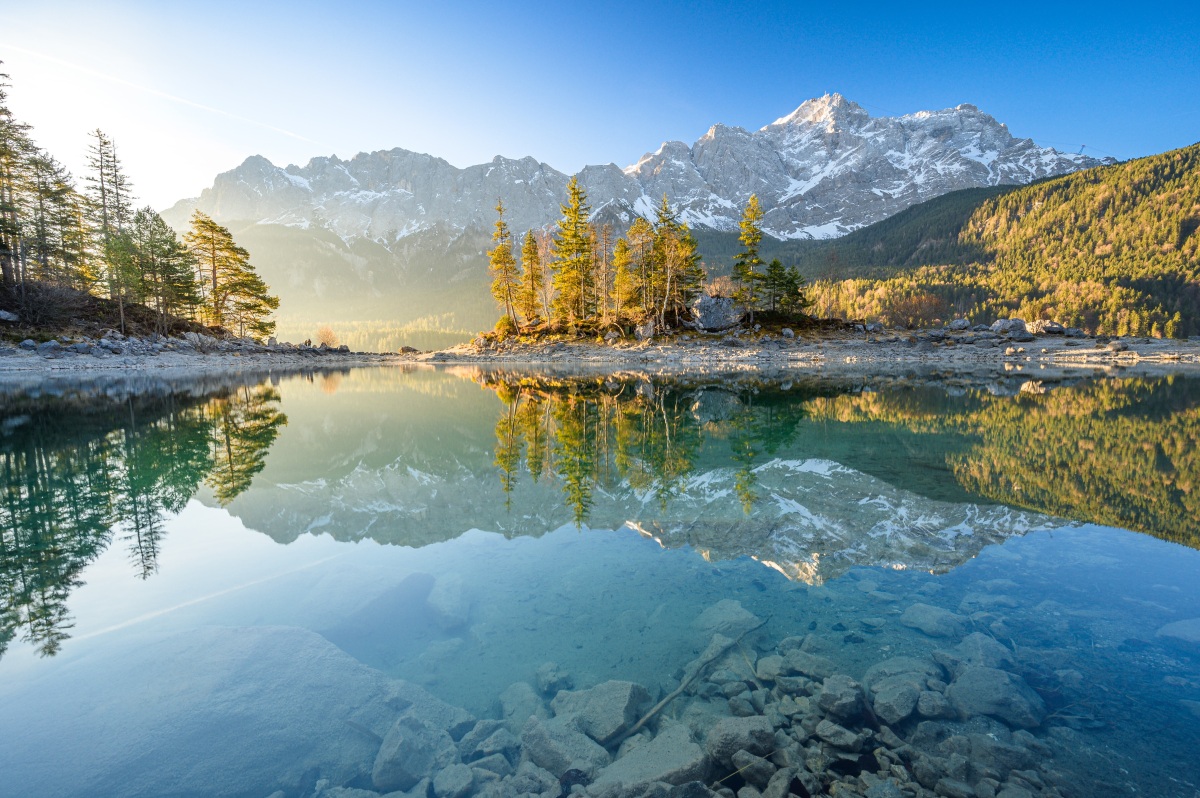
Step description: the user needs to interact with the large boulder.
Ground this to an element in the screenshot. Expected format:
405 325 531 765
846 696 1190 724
550 680 651 745
946 667 1046 728
372 715 460 792
691 295 744 332
863 657 943 726
990 319 1027 334
426 573 471 631
591 723 709 790
1028 319 1066 335
933 633 1016 678
947 318 971 331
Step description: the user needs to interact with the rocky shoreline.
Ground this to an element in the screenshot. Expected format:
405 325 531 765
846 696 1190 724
4 322 1200 385
412 321 1200 380
0 329 403 380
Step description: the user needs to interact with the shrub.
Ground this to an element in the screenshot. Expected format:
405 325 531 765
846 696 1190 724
316 325 339 348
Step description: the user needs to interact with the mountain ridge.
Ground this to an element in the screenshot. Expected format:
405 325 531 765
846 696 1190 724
164 93 1107 243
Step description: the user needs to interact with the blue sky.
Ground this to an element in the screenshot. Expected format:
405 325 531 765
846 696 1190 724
4 1 1197 209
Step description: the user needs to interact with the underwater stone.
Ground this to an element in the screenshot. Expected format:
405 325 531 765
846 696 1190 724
693 599 762 638
870 676 921 726
917 691 953 719
704 715 775 765
499 681 548 736
591 722 709 790
432 762 474 798
814 719 862 751
372 715 459 792
817 674 864 721
536 661 573 694
426 573 471 631
388 680 477 741
933 633 1017 678
784 650 836 680
550 680 651 745
900 603 967 638
1156 618 1200 646
519 715 611 779
946 667 1046 729
731 749 777 789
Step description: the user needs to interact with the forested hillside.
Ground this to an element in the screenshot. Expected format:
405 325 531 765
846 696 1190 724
808 143 1200 336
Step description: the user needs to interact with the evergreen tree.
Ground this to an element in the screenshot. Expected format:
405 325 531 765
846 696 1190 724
183 210 277 339
130 207 200 334
518 229 543 326
733 194 765 321
626 217 655 319
86 129 136 331
611 237 637 322
0 67 32 288
487 200 519 331
550 176 594 325
651 195 704 328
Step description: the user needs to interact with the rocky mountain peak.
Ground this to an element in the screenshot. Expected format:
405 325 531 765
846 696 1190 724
769 92 869 129
166 95 1112 244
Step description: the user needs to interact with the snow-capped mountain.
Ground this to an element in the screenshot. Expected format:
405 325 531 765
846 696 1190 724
165 94 1109 243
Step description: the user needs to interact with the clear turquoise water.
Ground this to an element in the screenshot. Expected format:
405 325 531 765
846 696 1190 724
2 368 1199 797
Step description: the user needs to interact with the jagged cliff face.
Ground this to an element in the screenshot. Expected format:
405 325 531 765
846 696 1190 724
166 94 1108 243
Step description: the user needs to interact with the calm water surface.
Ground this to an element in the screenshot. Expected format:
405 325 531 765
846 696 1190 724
2 367 1199 798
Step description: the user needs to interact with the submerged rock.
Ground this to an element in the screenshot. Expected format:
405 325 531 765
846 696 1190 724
426 573 471 631
591 722 709 790
900 603 967 638
703 715 774 766
946 667 1046 728
551 680 651 745
500 681 548 735
817 674 864 721
520 715 611 779
693 599 762 638
1156 617 1200 646
372 715 460 792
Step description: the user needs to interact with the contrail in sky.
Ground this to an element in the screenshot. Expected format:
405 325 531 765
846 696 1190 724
2 44 321 145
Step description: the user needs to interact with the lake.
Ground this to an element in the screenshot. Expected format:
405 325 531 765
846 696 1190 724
1 366 1199 798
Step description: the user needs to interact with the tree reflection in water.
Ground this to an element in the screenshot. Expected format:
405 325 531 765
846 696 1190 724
0 384 286 658
486 375 818 526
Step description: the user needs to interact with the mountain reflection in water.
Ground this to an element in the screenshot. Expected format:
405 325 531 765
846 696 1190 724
2 367 1198 660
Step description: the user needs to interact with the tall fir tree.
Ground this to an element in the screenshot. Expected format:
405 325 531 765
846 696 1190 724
86 130 136 331
550 176 594 325
487 200 520 331
518 229 544 326
733 194 765 321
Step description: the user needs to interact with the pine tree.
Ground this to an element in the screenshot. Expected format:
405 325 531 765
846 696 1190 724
626 217 655 319
0 67 32 288
86 129 136 331
651 195 704 328
733 194 765 321
183 211 277 339
131 208 200 333
487 200 520 332
518 229 543 326
611 237 637 322
550 176 594 325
